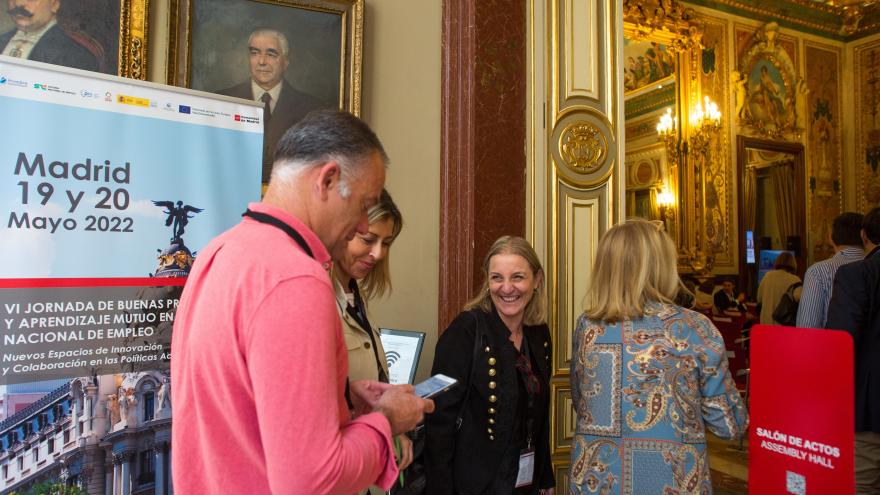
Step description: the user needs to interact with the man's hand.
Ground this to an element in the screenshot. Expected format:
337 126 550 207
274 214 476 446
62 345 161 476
374 385 435 436
350 380 392 417
395 434 414 470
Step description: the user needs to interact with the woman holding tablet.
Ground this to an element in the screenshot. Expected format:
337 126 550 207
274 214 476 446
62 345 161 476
425 236 555 495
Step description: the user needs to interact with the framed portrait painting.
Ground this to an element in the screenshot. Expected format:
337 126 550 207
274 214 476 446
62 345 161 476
0 0 148 78
168 0 363 183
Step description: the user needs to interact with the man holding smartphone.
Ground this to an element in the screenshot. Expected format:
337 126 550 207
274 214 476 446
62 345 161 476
171 111 434 494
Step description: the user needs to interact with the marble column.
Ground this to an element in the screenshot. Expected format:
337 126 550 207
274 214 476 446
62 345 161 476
112 462 120 495
120 455 131 495
153 444 165 495
84 385 97 437
167 445 173 494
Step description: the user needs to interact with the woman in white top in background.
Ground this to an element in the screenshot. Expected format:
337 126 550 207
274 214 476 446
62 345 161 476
756 251 801 325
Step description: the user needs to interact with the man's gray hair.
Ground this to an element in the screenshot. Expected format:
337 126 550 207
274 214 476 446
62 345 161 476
270 110 389 197
248 28 289 57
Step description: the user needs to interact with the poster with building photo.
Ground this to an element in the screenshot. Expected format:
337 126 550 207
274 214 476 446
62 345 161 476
0 56 261 493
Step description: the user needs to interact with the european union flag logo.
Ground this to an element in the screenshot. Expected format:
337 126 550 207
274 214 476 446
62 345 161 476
178 105 191 114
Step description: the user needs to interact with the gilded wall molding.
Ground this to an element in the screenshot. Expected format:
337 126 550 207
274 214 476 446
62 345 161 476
623 0 703 52
685 0 880 40
120 0 150 80
696 14 734 270
551 110 617 188
536 0 624 482
559 122 609 173
804 42 844 263
853 39 880 212
737 23 805 140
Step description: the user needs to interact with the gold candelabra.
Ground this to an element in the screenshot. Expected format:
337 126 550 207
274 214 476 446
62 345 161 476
657 95 722 277
656 108 679 163
688 95 722 154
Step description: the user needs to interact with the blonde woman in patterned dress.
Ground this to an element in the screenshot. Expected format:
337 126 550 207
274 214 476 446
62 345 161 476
569 219 748 494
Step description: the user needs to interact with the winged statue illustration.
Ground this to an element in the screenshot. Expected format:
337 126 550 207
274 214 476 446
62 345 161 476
152 200 204 241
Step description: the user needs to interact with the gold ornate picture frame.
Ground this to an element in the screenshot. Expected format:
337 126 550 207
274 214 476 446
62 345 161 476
166 0 362 115
166 0 363 183
737 23 802 139
0 0 148 79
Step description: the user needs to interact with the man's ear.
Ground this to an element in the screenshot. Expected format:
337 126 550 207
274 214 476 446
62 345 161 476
315 161 341 200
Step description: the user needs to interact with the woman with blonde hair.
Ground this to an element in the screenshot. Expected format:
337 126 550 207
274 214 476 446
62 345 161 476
332 189 412 492
569 219 747 494
426 236 555 494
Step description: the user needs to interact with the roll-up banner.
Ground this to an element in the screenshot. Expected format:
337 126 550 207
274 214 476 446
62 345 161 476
748 325 854 495
0 56 262 493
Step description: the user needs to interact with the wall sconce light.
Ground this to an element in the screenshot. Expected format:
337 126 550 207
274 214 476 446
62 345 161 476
689 95 722 153
656 108 677 137
657 185 675 229
657 187 675 207
656 108 680 164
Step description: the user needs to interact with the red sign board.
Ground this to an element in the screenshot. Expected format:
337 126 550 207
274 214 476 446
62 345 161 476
749 325 854 494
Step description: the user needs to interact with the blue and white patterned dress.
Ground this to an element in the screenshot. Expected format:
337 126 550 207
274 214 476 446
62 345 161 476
569 303 748 494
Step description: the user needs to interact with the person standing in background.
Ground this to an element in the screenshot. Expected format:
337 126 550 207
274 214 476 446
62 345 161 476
756 251 801 325
826 207 880 494
796 212 864 329
570 219 747 494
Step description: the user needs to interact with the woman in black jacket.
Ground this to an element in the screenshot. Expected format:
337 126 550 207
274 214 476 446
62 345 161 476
425 236 555 494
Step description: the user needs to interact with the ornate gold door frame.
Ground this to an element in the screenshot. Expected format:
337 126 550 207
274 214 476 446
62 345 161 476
527 0 625 485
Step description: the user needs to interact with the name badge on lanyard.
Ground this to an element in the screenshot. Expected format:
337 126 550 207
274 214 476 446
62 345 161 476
515 448 535 488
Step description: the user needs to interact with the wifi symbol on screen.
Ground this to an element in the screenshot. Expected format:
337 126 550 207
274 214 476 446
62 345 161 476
386 350 401 366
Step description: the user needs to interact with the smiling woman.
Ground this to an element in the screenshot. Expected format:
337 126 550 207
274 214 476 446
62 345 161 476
425 236 556 495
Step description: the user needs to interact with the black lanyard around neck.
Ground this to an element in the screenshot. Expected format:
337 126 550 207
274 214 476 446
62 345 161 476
345 279 388 383
244 209 365 409
242 209 314 259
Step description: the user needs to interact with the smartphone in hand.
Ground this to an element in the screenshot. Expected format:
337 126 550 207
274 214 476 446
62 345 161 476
414 374 458 399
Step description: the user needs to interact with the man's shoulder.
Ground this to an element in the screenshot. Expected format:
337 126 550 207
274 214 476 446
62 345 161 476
804 257 835 278
207 221 331 284
33 26 99 71
0 29 13 46
217 81 252 98
278 81 323 109
833 257 880 285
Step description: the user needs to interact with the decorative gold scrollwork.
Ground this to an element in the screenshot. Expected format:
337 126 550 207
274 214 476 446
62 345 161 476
130 37 143 80
559 123 608 174
623 0 703 52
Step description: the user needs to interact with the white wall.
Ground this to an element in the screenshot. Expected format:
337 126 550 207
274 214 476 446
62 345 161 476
361 0 442 383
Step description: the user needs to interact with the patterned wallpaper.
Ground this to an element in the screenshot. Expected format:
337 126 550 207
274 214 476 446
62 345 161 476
805 43 843 262
854 40 880 214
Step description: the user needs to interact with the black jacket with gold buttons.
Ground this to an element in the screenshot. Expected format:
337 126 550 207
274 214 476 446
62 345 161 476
425 308 554 494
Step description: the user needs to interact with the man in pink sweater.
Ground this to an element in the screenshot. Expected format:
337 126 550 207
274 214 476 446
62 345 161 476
171 110 433 494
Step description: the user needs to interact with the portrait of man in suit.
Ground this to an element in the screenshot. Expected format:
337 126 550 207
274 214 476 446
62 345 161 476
188 0 349 186
1 0 100 72
218 28 324 183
